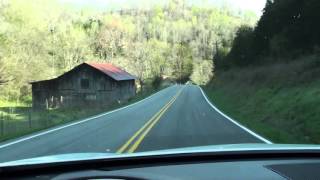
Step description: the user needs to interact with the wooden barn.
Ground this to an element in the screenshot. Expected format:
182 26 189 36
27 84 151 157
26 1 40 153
31 62 136 109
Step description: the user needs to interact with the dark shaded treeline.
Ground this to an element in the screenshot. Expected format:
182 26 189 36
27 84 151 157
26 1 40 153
207 0 320 144
217 0 320 68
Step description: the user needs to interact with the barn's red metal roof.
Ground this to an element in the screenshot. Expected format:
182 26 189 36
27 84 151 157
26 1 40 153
30 62 136 84
85 62 136 81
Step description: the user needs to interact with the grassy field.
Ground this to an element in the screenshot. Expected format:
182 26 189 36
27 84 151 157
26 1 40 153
204 55 320 144
0 85 167 143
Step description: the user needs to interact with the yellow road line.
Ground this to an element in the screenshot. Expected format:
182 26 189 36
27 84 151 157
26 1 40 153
127 90 182 153
116 96 175 153
116 87 183 153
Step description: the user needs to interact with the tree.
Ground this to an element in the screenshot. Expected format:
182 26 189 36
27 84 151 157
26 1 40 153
190 60 214 85
251 0 320 59
126 42 148 91
0 60 8 86
170 43 193 83
227 26 255 66
94 17 127 60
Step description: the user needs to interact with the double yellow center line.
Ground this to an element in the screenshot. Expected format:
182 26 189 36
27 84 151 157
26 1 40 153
117 87 184 153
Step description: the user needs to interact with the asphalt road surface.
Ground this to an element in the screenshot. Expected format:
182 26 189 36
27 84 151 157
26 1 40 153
0 85 271 163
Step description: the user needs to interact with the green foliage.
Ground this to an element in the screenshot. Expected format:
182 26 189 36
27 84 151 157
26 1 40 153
269 33 290 57
226 26 255 67
0 59 8 86
0 0 256 100
170 43 194 83
213 45 230 70
205 56 320 144
151 76 162 90
191 60 214 85
221 0 320 68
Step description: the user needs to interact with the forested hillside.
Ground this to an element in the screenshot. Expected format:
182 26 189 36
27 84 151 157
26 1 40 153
207 0 320 144
217 0 320 67
0 0 256 103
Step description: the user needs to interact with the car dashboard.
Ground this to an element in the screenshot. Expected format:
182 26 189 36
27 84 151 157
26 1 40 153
1 149 320 179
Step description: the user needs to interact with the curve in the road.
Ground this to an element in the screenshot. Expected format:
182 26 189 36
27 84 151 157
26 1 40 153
198 86 272 144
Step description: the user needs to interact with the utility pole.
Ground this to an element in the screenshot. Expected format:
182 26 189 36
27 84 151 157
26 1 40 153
50 26 55 77
215 41 219 59
213 40 220 65
212 40 220 70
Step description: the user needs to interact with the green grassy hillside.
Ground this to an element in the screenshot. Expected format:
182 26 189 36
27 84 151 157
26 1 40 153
204 55 320 144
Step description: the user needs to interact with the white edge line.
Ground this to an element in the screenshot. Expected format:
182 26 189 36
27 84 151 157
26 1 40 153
0 85 176 149
198 86 273 144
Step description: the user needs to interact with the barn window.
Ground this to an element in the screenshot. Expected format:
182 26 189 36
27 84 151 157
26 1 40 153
81 79 89 89
112 81 117 89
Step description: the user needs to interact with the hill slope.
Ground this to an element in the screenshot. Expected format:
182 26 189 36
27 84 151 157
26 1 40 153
205 55 320 144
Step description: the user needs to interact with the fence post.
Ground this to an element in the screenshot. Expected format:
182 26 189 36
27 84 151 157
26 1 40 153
28 109 32 129
0 113 3 136
45 110 48 128
6 113 10 134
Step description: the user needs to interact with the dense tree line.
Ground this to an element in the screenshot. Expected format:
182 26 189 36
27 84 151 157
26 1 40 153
0 0 256 102
219 0 320 68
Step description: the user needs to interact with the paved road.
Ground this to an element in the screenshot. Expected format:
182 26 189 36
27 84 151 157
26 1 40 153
0 85 270 163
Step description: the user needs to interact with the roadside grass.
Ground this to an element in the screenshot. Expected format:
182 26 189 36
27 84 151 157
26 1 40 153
0 85 168 143
204 55 320 144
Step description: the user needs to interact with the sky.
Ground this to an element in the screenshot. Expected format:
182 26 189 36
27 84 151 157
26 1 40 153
60 0 267 16
220 0 266 15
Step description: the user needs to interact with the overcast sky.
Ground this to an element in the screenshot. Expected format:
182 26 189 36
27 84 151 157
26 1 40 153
60 0 267 16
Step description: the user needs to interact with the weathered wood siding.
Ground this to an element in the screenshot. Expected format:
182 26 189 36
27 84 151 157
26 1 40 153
32 80 58 109
32 64 135 109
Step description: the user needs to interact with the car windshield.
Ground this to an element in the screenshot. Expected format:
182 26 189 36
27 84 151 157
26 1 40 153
0 0 319 164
